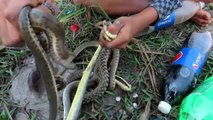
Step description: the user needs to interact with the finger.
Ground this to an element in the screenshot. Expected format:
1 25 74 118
201 11 211 21
105 28 131 48
107 20 123 35
102 23 123 41
99 30 107 47
100 19 125 47
192 16 210 27
195 10 211 22
105 17 128 39
40 0 58 15
4 0 46 28
99 29 119 48
37 2 59 16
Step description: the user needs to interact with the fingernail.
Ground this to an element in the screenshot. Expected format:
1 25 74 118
114 20 120 25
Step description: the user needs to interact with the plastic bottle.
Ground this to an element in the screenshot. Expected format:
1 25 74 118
139 1 205 36
157 31 213 114
179 75 213 120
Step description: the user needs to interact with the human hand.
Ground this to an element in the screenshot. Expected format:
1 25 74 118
99 17 138 49
0 0 58 47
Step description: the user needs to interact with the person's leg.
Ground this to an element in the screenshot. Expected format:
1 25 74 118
73 0 151 15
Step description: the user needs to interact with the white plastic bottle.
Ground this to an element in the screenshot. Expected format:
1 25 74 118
139 1 205 36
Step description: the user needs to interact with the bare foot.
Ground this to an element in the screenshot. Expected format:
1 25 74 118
190 9 211 26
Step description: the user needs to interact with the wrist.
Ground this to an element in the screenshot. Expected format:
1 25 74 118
137 7 158 25
130 7 158 35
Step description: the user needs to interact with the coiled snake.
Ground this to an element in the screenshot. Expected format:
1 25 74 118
19 5 131 120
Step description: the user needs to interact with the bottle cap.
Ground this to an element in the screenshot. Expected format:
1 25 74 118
158 101 171 114
199 2 205 9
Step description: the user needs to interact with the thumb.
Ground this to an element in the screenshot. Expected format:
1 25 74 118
107 20 124 35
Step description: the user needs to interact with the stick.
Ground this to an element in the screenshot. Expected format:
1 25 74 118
66 45 102 120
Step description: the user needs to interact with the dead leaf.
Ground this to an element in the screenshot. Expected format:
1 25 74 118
139 101 151 120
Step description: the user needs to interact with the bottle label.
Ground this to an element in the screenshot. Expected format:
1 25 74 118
154 12 175 31
172 48 206 75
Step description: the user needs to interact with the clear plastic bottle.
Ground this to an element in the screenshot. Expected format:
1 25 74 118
157 31 213 114
139 1 205 36
179 75 213 120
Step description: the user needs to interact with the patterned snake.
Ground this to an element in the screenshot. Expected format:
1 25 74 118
19 5 131 120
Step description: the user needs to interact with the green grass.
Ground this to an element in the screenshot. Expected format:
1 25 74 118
1 1 213 120
0 47 27 120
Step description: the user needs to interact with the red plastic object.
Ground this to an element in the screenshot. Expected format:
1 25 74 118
70 24 79 33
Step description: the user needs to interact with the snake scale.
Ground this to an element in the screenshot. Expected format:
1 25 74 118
19 5 131 120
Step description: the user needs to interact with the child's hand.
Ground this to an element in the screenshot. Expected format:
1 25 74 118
0 0 57 47
99 17 138 49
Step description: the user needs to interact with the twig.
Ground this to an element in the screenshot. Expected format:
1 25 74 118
3 103 13 120
131 38 157 94
127 46 173 57
139 101 151 120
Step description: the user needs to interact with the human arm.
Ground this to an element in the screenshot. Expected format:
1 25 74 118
99 7 158 48
99 0 183 48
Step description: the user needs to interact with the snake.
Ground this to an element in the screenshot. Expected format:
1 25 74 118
62 44 132 120
18 5 71 120
19 5 131 120
62 27 132 119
